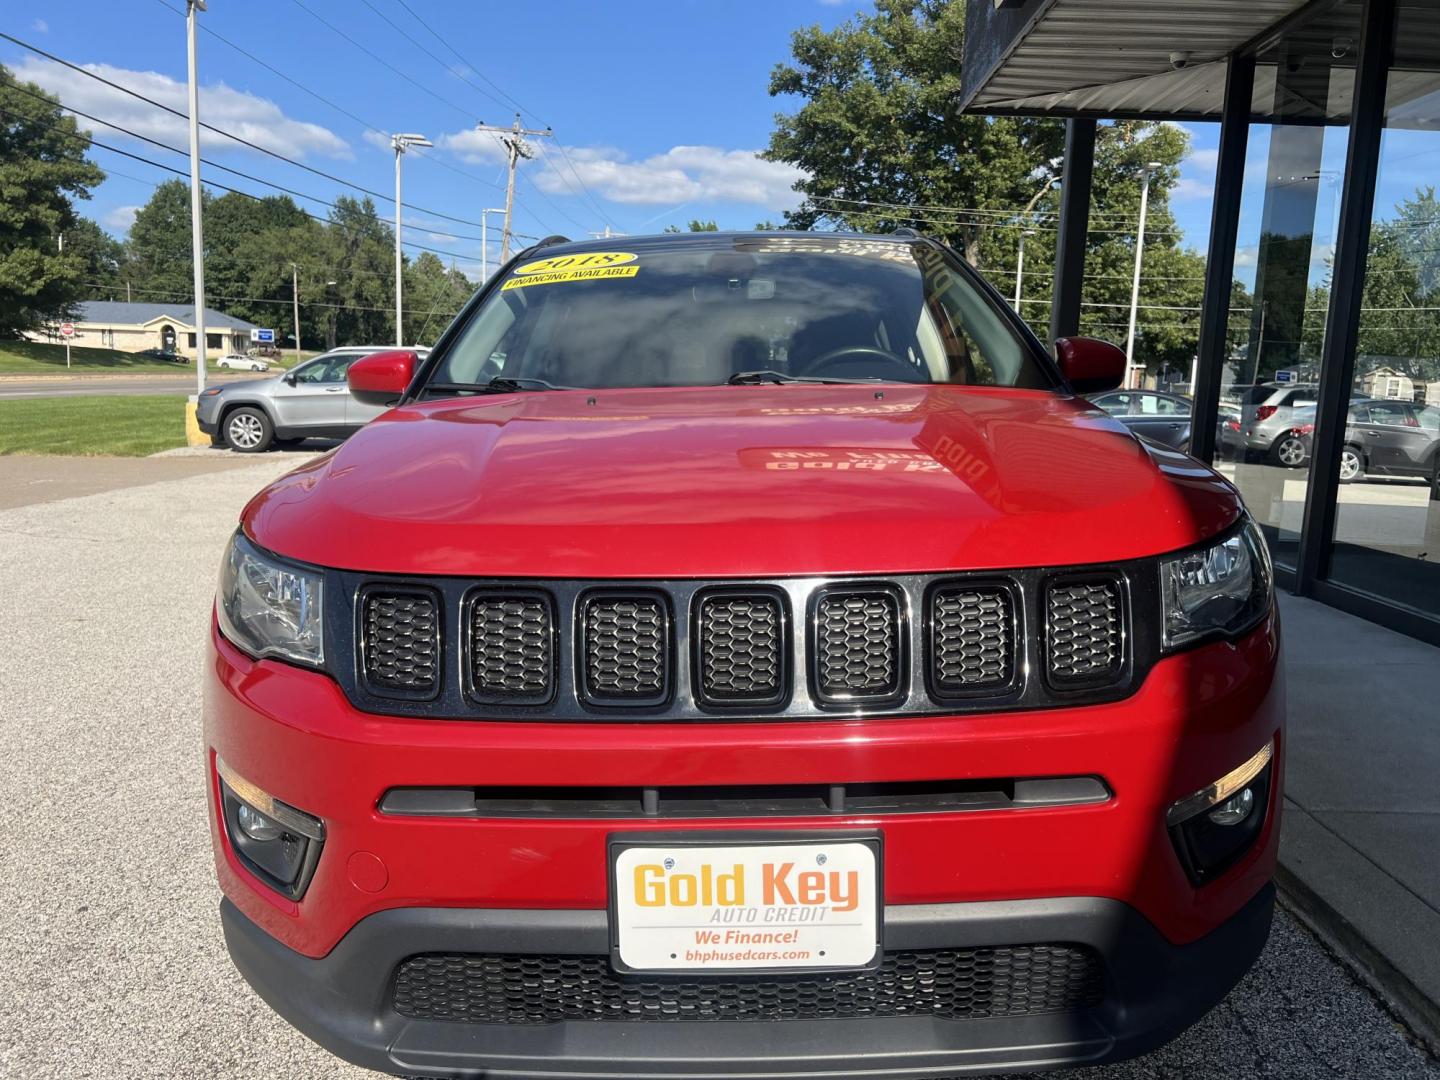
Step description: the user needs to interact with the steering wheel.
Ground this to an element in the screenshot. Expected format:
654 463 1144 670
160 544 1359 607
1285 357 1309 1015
798 345 923 382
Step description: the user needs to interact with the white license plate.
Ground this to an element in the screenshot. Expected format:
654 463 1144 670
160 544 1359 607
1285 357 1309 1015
610 838 881 973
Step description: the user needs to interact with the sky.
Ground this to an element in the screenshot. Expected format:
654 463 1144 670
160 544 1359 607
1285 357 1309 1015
4 1 1433 291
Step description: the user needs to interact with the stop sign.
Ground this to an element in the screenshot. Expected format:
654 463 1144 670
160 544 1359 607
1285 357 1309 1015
59 322 75 338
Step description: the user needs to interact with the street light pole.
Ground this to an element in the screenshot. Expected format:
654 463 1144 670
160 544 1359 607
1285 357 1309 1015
481 208 506 280
1124 161 1164 389
391 133 432 347
291 263 302 365
1012 229 1034 313
185 0 207 395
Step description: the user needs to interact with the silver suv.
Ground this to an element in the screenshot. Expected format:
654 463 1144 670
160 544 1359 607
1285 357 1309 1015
1229 383 1320 461
196 346 428 452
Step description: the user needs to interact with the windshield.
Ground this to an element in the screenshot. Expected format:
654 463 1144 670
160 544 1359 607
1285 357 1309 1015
427 237 1056 391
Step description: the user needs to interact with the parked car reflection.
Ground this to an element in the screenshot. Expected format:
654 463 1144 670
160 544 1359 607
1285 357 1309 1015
1268 401 1440 495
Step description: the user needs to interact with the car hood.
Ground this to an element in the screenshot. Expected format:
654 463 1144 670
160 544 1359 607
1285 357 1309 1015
242 384 1242 578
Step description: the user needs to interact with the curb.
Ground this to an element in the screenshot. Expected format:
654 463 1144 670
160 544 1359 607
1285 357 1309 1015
1277 865 1440 1057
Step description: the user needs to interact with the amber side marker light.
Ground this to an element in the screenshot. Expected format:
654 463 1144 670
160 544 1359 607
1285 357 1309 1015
1166 741 1274 885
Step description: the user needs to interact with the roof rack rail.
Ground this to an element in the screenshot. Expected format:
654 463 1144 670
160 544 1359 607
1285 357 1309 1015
533 234 571 249
891 227 922 239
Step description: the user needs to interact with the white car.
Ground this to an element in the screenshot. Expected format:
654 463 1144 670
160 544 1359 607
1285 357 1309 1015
217 353 270 372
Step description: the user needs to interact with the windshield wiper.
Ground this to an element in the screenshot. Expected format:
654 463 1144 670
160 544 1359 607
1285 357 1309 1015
424 377 575 396
725 370 872 386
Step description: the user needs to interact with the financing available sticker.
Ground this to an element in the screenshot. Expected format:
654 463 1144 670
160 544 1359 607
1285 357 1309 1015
502 250 639 290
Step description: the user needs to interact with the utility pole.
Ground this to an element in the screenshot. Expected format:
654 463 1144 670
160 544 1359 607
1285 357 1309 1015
481 208 506 280
472 114 552 262
1125 162 1163 390
391 133 432 347
186 0 207 393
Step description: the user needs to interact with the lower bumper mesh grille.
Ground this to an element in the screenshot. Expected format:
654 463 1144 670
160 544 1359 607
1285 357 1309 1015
391 944 1104 1025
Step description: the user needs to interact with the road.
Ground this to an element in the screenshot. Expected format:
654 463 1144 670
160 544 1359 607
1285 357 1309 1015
0 372 269 399
0 456 1435 1079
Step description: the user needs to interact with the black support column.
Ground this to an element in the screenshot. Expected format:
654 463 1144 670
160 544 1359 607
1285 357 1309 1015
1190 54 1255 464
1296 0 1396 592
1049 118 1096 344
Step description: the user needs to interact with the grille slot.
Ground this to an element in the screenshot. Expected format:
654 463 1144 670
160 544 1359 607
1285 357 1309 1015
813 589 903 702
695 591 785 706
929 585 1016 695
580 593 668 704
466 592 553 704
392 944 1105 1024
1045 578 1124 686
360 588 440 695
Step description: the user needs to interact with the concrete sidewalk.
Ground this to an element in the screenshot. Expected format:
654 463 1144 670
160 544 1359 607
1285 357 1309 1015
1277 591 1440 1053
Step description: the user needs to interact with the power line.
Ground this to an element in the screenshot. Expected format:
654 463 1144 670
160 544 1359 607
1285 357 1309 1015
285 0 475 123
355 0 512 114
0 104 479 263
0 30 491 229
148 0 507 200
389 0 534 120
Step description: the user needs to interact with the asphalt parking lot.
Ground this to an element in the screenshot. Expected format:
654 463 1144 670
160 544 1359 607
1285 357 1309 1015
0 454 1436 1079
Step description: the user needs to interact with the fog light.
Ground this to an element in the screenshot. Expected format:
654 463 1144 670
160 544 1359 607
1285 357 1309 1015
236 802 283 842
1207 787 1255 827
1167 740 1274 886
216 757 325 900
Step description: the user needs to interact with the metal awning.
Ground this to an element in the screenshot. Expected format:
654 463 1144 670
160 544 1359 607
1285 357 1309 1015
960 0 1440 126
960 0 1309 116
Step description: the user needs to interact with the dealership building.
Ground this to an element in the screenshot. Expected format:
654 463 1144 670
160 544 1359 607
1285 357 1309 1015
963 0 1440 644
28 301 268 359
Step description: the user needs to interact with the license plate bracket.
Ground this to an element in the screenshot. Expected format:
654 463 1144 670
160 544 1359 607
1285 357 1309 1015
607 830 883 976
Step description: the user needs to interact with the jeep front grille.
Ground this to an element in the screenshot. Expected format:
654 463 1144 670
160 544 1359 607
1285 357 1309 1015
360 588 440 695
1045 577 1124 686
467 592 553 703
813 589 902 702
338 568 1146 720
695 591 784 705
580 593 668 704
930 585 1015 694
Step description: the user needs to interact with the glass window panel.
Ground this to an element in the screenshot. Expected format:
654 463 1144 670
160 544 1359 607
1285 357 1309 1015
1212 2 1362 573
1327 0 1440 618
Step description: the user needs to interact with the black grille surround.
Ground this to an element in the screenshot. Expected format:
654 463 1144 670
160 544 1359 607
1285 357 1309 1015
391 943 1106 1025
328 565 1156 722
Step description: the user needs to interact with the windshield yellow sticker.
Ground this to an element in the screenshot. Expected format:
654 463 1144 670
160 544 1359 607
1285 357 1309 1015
503 251 639 290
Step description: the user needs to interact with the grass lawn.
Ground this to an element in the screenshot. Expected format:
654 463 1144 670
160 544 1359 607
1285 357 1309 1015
0 395 188 456
0 340 308 374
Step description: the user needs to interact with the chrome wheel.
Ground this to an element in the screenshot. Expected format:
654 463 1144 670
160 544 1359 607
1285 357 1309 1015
227 412 263 450
1338 448 1362 481
1276 437 1306 467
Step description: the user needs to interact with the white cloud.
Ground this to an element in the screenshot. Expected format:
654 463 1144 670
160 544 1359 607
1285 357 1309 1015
436 128 511 166
532 144 805 211
13 57 350 160
103 205 140 232
32 18 48 32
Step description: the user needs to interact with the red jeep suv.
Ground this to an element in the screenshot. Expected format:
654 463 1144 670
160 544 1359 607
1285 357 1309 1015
206 232 1282 1078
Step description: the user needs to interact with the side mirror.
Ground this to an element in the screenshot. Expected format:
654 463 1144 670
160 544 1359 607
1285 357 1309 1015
282 371 296 386
1055 337 1127 394
348 349 417 407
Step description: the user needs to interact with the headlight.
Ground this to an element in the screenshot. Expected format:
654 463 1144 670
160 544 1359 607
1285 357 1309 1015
216 530 324 666
1160 518 1272 650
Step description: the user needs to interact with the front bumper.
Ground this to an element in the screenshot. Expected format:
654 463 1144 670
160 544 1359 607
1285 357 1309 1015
222 884 1275 1078
207 608 1284 1074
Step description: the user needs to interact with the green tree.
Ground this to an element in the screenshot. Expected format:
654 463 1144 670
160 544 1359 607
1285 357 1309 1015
403 251 471 345
764 0 1063 265
125 179 200 303
63 217 125 298
324 196 394 346
663 219 721 233
0 63 106 335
